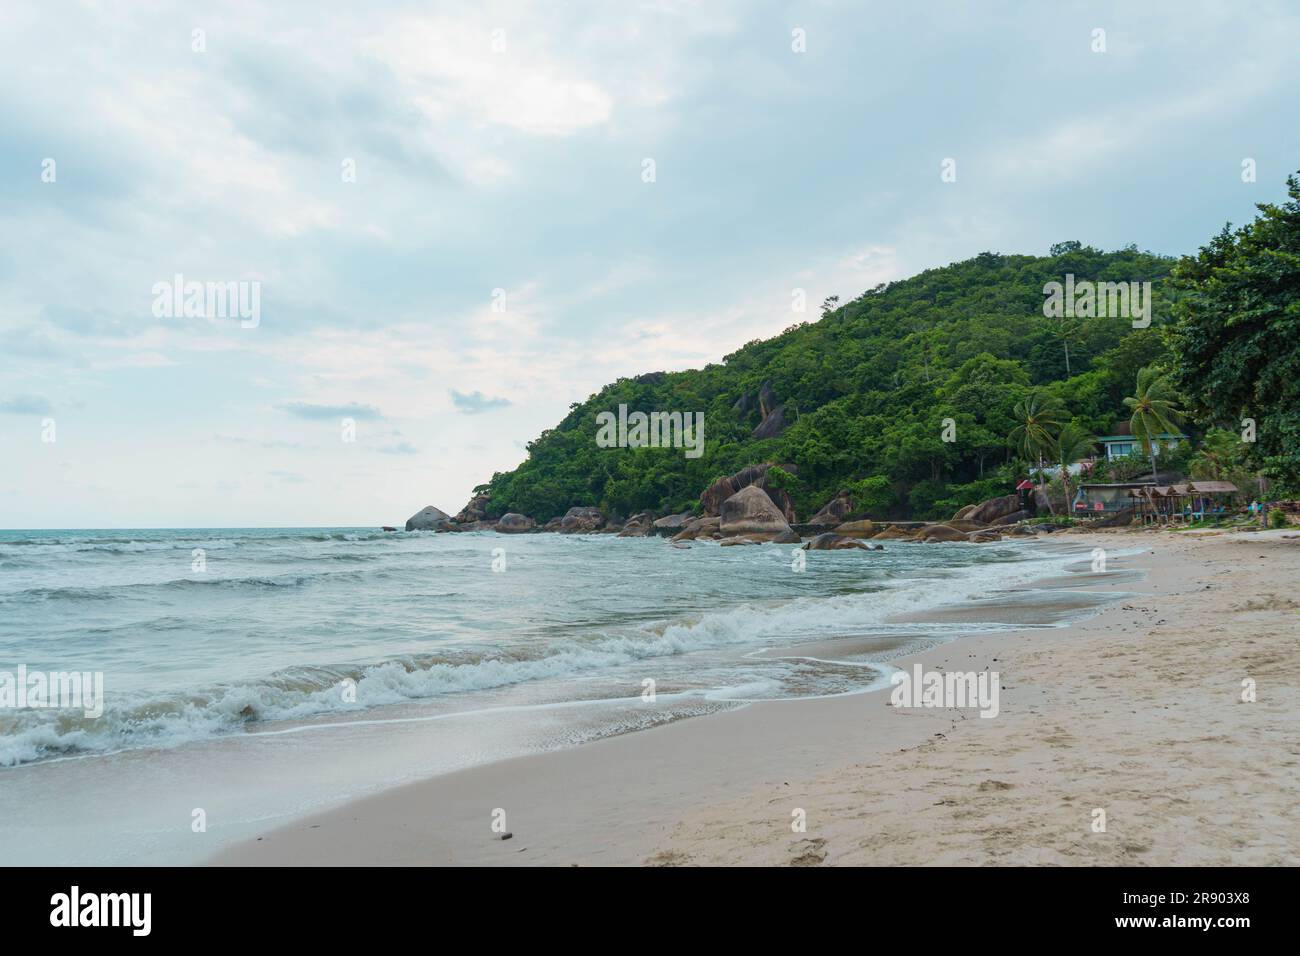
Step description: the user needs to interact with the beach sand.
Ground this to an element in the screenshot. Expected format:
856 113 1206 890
212 529 1299 866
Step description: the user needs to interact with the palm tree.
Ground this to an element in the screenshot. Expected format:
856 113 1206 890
1008 390 1064 510
1123 366 1184 483
1045 315 1084 377
1054 423 1097 515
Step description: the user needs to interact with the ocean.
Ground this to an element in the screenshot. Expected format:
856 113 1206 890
0 527 1102 863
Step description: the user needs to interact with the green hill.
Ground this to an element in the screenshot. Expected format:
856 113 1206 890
478 244 1179 523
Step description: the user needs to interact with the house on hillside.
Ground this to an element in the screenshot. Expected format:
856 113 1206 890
1097 421 1189 461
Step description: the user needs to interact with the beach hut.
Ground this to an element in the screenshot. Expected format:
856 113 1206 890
1186 481 1238 519
1073 482 1154 516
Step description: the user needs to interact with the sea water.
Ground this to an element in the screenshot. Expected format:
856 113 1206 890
0 527 1097 863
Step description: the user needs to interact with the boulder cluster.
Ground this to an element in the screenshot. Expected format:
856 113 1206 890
399 465 1047 547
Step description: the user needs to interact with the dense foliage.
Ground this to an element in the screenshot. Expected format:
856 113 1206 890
479 245 1182 522
1167 173 1300 488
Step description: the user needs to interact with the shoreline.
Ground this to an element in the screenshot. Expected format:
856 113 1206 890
212 528 1298 866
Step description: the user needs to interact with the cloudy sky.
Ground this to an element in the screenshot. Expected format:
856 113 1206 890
1 0 1296 528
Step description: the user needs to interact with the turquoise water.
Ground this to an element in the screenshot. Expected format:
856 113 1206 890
0 527 1080 769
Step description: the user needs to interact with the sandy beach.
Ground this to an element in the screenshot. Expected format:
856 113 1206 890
213 529 1299 867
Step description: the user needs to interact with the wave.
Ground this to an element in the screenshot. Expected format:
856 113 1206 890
0 542 1089 766
0 530 393 553
0 571 386 604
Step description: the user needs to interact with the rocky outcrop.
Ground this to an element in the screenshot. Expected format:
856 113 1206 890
736 380 789 439
700 463 798 522
831 519 876 537
952 503 977 520
560 506 605 533
918 523 968 542
802 533 870 551
752 404 788 439
719 485 793 540
967 530 1003 543
495 513 535 533
772 529 802 544
808 491 853 527
405 505 452 531
453 493 491 525
719 536 762 546
944 519 984 532
967 494 1021 526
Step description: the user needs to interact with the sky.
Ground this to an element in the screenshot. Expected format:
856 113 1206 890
1 0 1297 528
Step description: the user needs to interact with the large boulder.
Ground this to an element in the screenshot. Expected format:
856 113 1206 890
405 505 452 531
560 506 605 533
719 485 793 540
808 491 853 526
967 530 1003 543
652 511 694 530
772 529 802 544
495 513 535 533
831 519 876 537
802 533 870 551
617 511 655 537
671 516 720 542
919 523 968 542
871 526 916 540
952 503 977 520
992 510 1031 526
944 519 984 532
699 463 797 523
967 494 1021 526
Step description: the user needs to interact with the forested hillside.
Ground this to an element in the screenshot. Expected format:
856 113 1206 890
479 244 1180 522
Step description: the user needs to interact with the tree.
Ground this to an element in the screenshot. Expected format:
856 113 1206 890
1168 171 1300 490
1189 426 1259 496
1053 423 1097 513
1123 366 1184 482
1044 314 1084 376
1008 390 1064 505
